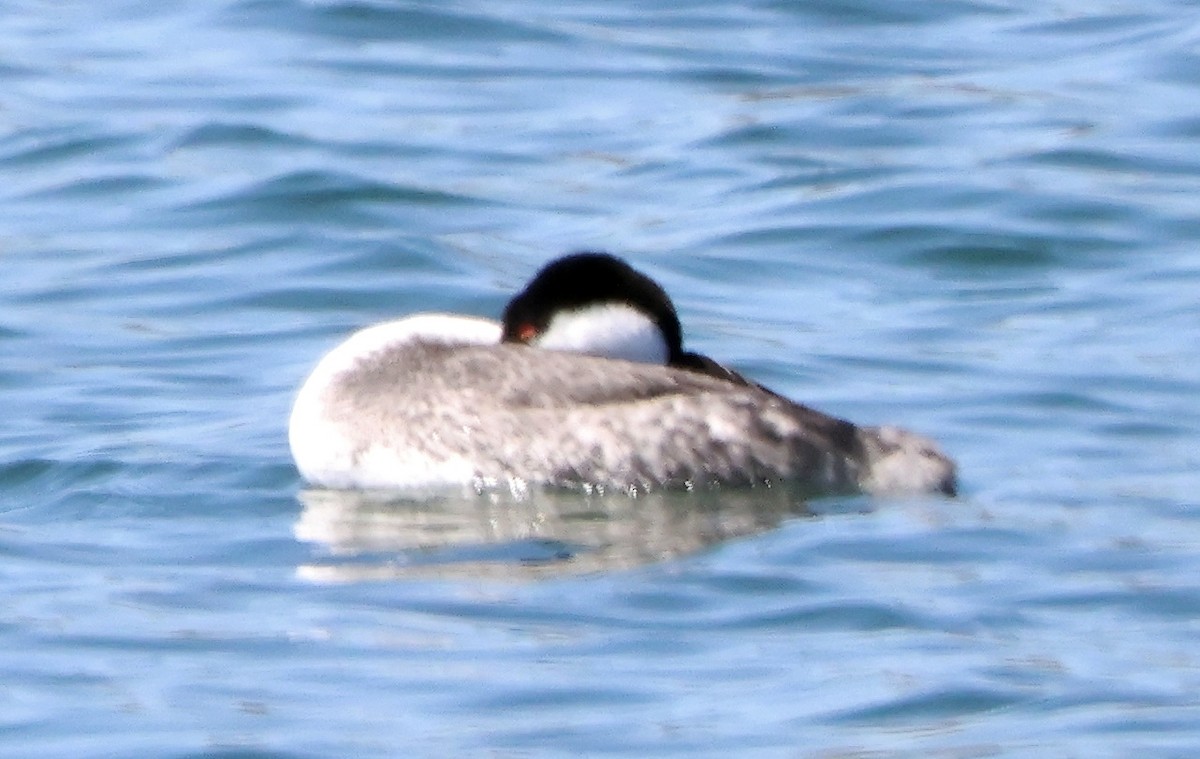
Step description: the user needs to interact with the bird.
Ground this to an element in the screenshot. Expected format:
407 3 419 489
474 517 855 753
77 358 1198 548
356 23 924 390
289 252 957 497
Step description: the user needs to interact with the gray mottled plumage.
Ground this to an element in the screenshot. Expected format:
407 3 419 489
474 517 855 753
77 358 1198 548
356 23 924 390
310 339 957 496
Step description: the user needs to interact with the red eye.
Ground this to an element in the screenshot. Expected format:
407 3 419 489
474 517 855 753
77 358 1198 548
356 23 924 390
517 323 537 342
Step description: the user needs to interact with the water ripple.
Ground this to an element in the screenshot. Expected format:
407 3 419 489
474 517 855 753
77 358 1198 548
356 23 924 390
3 0 1200 756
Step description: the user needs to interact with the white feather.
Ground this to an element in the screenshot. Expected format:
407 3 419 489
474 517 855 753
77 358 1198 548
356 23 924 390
289 314 501 488
533 303 669 365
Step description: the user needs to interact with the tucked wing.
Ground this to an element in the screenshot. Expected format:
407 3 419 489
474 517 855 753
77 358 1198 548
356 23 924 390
323 341 870 492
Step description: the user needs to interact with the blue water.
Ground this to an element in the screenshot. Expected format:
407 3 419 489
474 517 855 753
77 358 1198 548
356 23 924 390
4 0 1200 756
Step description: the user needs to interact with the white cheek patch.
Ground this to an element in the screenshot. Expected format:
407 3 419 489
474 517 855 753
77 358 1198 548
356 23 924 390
534 304 669 365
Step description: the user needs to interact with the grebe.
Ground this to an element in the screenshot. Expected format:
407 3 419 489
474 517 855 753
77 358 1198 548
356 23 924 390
289 252 956 496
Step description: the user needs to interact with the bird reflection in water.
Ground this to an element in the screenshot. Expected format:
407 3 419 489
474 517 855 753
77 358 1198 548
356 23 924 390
293 485 833 582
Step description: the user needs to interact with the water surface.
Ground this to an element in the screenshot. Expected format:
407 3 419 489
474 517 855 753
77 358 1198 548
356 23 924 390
3 1 1200 756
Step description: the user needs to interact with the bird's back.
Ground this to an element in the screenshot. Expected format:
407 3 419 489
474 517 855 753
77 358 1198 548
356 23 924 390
293 339 955 496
